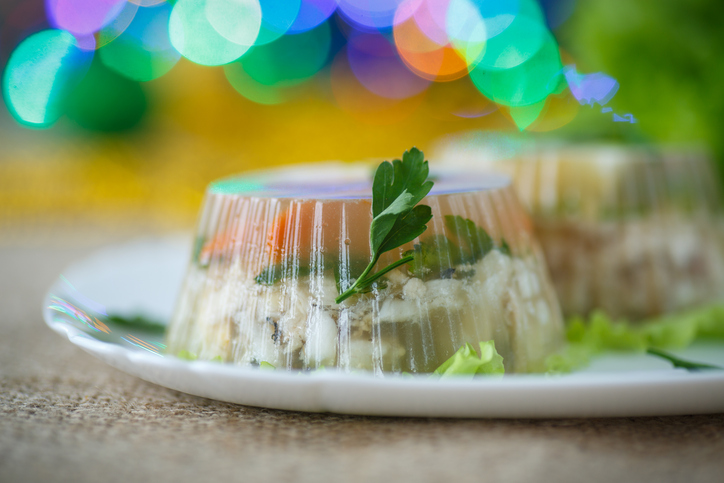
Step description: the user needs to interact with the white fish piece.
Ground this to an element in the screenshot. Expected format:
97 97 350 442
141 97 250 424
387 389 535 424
302 307 338 367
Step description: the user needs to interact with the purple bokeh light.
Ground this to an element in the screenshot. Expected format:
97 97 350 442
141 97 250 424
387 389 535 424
337 0 406 30
46 0 127 36
287 0 338 33
564 65 619 106
347 32 430 99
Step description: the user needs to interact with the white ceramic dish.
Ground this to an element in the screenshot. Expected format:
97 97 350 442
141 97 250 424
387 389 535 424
42 235 724 418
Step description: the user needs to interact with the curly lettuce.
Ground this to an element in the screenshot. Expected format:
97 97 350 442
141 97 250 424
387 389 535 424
432 341 505 378
545 304 724 374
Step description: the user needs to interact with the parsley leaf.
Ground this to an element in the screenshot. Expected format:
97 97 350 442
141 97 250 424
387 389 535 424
405 235 460 280
444 215 494 263
106 314 166 334
335 148 434 304
403 216 511 280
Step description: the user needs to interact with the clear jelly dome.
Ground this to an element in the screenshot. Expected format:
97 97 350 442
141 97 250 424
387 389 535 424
441 142 724 321
166 163 564 374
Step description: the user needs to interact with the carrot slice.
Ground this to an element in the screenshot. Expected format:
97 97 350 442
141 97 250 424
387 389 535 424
199 229 245 266
265 199 372 265
199 199 373 268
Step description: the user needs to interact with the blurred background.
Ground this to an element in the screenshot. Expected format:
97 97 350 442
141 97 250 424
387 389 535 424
1 0 722 243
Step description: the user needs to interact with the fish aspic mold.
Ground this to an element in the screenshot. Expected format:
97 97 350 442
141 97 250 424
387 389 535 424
166 149 564 375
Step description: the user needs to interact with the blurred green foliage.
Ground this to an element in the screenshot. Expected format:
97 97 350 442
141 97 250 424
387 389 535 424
555 0 724 167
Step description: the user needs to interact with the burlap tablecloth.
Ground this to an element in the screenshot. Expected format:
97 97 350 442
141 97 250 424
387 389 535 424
2 240 723 483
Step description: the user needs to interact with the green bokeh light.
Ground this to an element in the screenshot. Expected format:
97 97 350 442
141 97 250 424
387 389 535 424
508 98 545 130
469 32 563 107
210 178 264 194
472 14 548 70
100 38 180 82
236 22 331 86
99 4 180 81
224 62 294 105
95 1 140 49
169 0 261 66
2 29 92 128
206 0 262 45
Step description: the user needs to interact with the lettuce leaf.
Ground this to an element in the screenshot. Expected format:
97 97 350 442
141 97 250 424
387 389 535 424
177 350 198 361
545 304 724 374
433 341 505 378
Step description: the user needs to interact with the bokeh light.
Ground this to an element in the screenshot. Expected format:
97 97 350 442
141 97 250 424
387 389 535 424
128 0 167 5
169 0 261 66
233 21 331 87
255 0 302 45
393 5 469 82
99 3 180 81
472 13 548 70
469 28 563 108
287 0 337 34
347 32 430 99
330 46 424 124
224 61 295 105
563 65 619 106
506 98 546 130
424 76 497 121
46 0 127 36
3 29 93 127
336 0 406 30
445 0 488 64
205 0 262 46
539 0 577 29
95 1 140 50
1 0 592 132
524 90 580 132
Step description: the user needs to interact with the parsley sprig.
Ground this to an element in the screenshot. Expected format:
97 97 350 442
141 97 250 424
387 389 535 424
646 348 721 371
335 148 434 304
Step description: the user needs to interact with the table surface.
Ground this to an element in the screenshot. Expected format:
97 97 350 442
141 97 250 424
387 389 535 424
2 238 724 483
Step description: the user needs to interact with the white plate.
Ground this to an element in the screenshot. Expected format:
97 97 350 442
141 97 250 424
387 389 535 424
43 235 724 418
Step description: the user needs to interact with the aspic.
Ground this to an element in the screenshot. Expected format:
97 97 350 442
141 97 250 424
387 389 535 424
166 149 564 375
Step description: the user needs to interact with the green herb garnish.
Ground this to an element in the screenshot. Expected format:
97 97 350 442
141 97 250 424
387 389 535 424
432 341 505 378
404 217 511 279
646 348 721 371
335 147 434 304
445 214 512 261
259 361 276 369
192 235 207 267
499 239 512 256
444 215 494 262
106 314 166 334
404 235 457 280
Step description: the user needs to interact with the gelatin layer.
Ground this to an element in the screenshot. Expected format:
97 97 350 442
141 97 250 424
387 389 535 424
166 163 564 373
